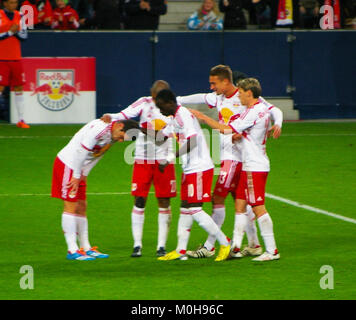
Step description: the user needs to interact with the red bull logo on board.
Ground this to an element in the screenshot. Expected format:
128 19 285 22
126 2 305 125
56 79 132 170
31 70 80 111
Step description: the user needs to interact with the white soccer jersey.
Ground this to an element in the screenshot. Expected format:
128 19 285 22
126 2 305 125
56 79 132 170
110 96 173 161
178 91 244 162
228 102 271 172
164 105 214 174
57 119 115 178
177 92 283 163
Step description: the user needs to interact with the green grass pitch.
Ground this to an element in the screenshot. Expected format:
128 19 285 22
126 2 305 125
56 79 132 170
0 121 355 300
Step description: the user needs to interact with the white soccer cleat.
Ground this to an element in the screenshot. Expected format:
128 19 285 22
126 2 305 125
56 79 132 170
186 246 215 258
229 247 243 259
252 251 280 261
241 245 263 257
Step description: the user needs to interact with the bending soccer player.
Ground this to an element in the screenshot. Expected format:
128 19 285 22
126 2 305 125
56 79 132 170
177 64 282 259
101 80 176 258
51 118 140 261
154 89 231 262
190 78 280 261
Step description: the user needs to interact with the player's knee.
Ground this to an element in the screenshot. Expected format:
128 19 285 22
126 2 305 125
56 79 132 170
13 86 23 92
212 193 225 205
158 197 170 208
76 201 87 215
180 200 189 209
135 197 146 209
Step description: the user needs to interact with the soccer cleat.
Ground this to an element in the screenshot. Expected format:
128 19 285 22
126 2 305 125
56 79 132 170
241 245 263 257
158 250 188 261
156 247 166 257
229 246 243 259
131 246 142 257
252 250 280 262
187 245 215 258
214 244 231 262
85 246 109 259
66 249 95 261
16 120 30 129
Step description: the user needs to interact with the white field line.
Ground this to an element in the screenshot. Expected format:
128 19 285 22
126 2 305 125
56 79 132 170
0 191 355 225
266 193 356 225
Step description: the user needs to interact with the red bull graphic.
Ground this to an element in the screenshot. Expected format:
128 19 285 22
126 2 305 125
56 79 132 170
31 70 79 111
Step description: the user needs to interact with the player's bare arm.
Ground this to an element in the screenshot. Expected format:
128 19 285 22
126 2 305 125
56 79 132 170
158 135 197 173
268 125 282 139
100 114 112 123
189 108 238 136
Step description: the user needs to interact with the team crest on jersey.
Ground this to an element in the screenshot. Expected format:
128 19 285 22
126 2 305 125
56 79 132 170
31 70 80 111
220 108 234 124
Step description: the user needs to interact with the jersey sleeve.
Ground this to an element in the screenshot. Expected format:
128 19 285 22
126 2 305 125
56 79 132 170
177 93 207 105
228 108 258 134
110 97 146 120
269 106 283 128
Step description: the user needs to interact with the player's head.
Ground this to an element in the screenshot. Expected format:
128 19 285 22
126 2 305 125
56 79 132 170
3 0 18 11
209 65 234 95
232 70 248 86
111 119 140 142
56 0 68 9
151 80 170 102
155 89 177 116
237 78 262 106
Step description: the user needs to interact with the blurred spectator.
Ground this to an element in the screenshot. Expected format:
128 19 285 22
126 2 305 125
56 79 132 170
20 0 53 29
251 0 271 28
52 0 79 30
299 0 320 28
343 0 356 29
187 0 223 30
219 0 249 29
71 0 94 27
269 0 299 28
124 0 167 30
80 0 123 30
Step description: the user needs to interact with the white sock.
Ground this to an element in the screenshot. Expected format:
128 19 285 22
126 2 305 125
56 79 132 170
192 208 229 246
257 213 277 254
232 212 248 250
204 205 225 251
245 206 260 248
131 206 145 248
15 92 25 122
76 215 91 251
62 212 79 253
176 208 193 254
157 207 171 249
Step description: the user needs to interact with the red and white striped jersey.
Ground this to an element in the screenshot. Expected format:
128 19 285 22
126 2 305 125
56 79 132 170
57 119 114 178
164 105 214 174
110 96 173 161
228 102 271 172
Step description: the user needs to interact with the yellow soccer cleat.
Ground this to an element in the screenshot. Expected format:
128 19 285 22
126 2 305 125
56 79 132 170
214 244 231 262
158 250 188 261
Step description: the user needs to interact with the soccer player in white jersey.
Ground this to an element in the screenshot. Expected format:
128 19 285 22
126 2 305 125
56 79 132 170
177 65 282 259
102 81 176 258
153 89 231 262
190 78 280 261
51 119 140 261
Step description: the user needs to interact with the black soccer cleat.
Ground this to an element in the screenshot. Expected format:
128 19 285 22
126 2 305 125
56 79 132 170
156 247 166 257
131 246 142 257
